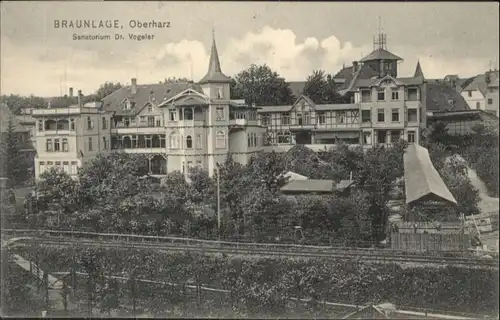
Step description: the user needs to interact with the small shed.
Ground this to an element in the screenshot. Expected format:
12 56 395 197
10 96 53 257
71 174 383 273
280 179 354 196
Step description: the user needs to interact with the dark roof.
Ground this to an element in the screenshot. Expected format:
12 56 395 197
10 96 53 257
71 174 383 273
359 48 403 62
199 37 231 84
425 82 470 112
404 144 457 206
280 179 335 193
338 63 380 94
414 61 424 78
463 74 487 95
102 82 204 116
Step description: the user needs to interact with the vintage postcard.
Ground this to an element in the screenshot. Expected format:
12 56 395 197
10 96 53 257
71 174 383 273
1 1 499 318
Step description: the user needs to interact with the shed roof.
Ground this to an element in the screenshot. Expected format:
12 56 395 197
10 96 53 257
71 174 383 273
404 144 457 205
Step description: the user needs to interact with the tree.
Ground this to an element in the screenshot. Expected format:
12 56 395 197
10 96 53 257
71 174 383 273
303 70 349 104
95 82 123 101
232 64 294 106
162 77 192 84
0 94 46 114
1 116 29 186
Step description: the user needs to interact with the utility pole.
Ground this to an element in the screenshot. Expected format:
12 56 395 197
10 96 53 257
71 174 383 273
216 164 221 241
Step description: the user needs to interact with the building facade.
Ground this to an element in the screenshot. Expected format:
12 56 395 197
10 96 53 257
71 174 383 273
32 99 112 178
258 34 426 147
33 36 265 180
461 69 500 117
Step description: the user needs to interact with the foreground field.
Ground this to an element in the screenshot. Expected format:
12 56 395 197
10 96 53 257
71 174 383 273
9 243 498 318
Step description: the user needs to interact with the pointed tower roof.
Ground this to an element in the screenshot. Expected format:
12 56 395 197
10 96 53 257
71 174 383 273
199 30 231 84
414 60 424 78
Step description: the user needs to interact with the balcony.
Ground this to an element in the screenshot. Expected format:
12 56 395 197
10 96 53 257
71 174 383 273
111 123 165 134
229 119 247 126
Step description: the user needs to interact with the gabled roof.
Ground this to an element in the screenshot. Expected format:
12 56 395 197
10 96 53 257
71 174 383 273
102 82 204 116
159 88 209 107
426 82 470 112
339 63 380 94
369 75 405 87
291 95 316 110
414 61 424 78
462 74 487 96
199 35 231 84
359 48 403 62
404 144 457 206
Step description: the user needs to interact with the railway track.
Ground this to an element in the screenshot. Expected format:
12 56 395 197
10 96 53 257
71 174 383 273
12 237 499 267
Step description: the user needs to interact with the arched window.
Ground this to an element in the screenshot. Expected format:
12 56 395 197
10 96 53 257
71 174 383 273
186 135 193 149
216 131 226 149
123 136 132 149
169 132 179 149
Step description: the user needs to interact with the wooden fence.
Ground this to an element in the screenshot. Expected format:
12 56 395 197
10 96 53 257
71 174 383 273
391 232 471 252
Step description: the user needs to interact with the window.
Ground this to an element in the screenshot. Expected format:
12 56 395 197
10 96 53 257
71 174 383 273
38 120 43 132
363 132 372 145
186 135 193 148
408 88 418 101
391 91 399 100
102 137 108 150
281 113 290 125
303 112 310 125
102 117 107 130
169 109 177 121
63 161 69 174
377 90 385 101
62 138 68 152
247 133 252 147
169 132 179 149
39 162 45 175
159 135 166 148
54 139 61 151
148 105 153 112
184 108 194 120
468 91 472 97
148 116 155 127
391 109 400 122
140 116 146 123
407 109 418 122
377 109 385 122
87 117 93 130
488 99 493 105
408 131 416 143
361 110 371 123
55 161 61 168
71 161 78 175
216 107 225 121
476 102 481 109
145 135 152 148
187 161 193 169
46 139 53 152
377 130 387 144
336 111 346 124
197 160 202 167
277 132 290 144
218 88 223 99
156 119 161 127
216 131 226 149
70 119 75 130
261 114 270 126
181 162 185 174
88 137 93 151
195 134 202 149
317 112 326 125
361 90 371 102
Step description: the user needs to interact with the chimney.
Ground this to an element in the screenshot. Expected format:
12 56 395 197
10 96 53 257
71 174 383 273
131 78 137 95
77 90 82 107
69 87 74 97
352 61 359 73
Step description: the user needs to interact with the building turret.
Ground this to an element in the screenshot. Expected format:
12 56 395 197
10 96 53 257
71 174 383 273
359 33 402 78
199 30 231 100
414 60 424 78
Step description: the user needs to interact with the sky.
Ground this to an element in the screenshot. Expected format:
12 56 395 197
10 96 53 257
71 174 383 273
1 1 499 97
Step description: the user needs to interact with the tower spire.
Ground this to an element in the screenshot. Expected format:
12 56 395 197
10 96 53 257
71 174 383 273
414 59 424 78
199 28 231 84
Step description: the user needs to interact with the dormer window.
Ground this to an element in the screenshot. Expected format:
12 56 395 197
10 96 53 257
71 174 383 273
123 99 132 110
148 105 153 112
